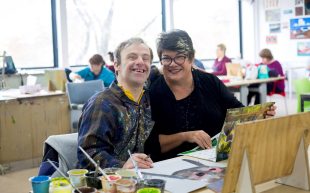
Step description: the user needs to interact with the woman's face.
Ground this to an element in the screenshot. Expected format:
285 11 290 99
216 47 224 58
261 57 270 65
160 50 193 83
90 63 103 75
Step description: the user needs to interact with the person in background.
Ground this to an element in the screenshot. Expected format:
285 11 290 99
144 29 277 162
78 38 154 170
247 48 285 104
211 44 231 75
106 51 116 73
69 54 115 87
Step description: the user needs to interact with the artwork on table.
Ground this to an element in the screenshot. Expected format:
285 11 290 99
290 17 310 39
269 23 281 33
266 35 277 44
296 0 304 6
264 0 279 9
297 42 310 56
265 9 281 22
306 0 310 15
283 9 293 15
296 6 304 16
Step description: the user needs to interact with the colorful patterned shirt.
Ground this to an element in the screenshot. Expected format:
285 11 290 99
77 83 154 169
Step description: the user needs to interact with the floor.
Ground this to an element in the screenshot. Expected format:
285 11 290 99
0 94 301 193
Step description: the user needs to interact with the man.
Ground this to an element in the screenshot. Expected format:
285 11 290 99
78 38 154 169
69 54 115 87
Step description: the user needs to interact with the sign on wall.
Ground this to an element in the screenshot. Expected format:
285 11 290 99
297 41 310 56
290 17 310 39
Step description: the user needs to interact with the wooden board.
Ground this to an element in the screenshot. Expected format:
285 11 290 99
222 112 310 193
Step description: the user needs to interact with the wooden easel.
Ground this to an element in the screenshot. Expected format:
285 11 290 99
222 112 310 193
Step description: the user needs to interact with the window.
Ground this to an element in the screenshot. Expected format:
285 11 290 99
0 0 54 68
173 0 241 60
66 0 162 66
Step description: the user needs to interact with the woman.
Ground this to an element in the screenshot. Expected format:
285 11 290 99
145 30 276 161
248 48 285 104
69 54 115 87
212 44 231 75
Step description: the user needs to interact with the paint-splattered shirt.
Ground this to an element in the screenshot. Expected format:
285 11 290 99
77 83 154 170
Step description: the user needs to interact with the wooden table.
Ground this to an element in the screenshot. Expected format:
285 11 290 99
0 89 70 171
222 77 285 105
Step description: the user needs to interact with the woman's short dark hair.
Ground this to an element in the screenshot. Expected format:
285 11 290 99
114 37 153 65
156 29 195 61
259 48 273 61
89 54 105 65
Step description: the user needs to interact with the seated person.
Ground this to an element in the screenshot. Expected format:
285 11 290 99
248 48 285 104
212 44 231 75
69 54 115 87
145 30 276 162
78 38 154 169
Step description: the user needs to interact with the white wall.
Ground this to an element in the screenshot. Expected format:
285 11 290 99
256 0 310 70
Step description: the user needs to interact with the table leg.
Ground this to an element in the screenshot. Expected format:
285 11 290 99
239 86 249 106
258 83 267 103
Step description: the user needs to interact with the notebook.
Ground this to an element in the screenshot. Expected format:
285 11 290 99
179 102 275 162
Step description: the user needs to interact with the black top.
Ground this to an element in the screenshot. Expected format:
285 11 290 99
145 69 243 161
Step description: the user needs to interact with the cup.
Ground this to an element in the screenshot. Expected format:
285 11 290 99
29 175 51 193
101 175 122 193
67 169 88 188
72 187 97 193
50 177 72 193
143 179 166 193
136 187 161 193
85 171 103 189
103 167 120 175
115 178 137 193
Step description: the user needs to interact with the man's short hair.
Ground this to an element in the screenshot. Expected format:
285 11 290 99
89 54 105 65
114 37 153 65
156 29 195 61
259 48 273 61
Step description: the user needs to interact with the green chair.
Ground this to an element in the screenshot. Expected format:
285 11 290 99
293 78 310 112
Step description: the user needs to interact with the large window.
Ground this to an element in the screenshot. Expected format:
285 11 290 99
66 0 162 66
173 0 241 60
0 0 54 68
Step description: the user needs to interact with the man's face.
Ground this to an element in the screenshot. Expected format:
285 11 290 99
116 43 151 87
90 63 103 75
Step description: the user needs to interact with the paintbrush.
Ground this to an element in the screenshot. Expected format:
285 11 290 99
47 159 82 193
127 150 144 181
78 146 109 180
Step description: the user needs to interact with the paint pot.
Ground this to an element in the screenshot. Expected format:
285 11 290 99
85 171 103 189
67 169 88 188
115 169 137 178
101 174 122 193
115 178 137 193
143 179 166 193
136 187 161 193
50 177 72 193
29 175 51 193
72 187 97 193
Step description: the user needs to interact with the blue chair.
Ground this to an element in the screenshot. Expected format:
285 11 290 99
66 80 105 132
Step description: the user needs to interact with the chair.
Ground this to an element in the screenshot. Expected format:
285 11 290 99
267 79 288 114
38 133 78 177
293 78 310 112
66 80 105 132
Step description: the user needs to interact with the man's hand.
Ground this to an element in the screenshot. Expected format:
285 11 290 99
123 153 153 169
183 130 212 149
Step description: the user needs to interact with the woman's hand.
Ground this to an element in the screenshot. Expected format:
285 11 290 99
123 153 153 169
265 105 277 118
183 130 212 149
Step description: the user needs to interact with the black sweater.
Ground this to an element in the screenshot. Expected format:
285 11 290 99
145 69 243 161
